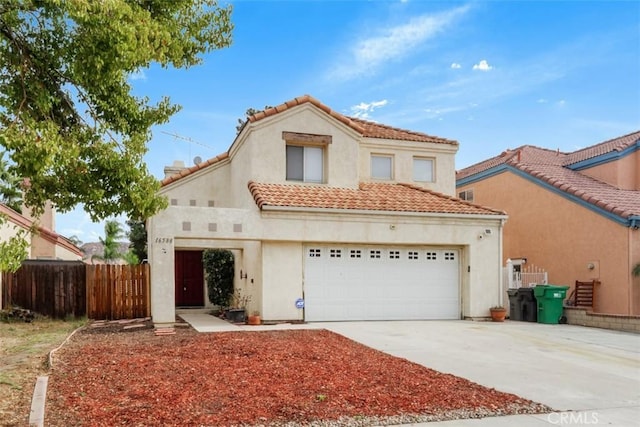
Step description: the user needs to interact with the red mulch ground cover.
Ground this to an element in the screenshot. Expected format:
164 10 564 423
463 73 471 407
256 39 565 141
45 325 550 426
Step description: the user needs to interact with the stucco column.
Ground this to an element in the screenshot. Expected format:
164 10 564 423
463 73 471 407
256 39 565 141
149 235 176 326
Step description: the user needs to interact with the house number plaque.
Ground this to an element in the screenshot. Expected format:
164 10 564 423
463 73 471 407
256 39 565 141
155 237 173 244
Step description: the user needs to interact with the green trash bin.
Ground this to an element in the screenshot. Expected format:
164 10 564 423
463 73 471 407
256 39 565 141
534 285 569 324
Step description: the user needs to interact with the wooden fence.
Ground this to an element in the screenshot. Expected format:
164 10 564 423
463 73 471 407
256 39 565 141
86 264 150 320
1 260 86 318
1 261 150 320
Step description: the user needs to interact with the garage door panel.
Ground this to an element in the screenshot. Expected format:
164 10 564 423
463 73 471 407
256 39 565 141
304 246 460 321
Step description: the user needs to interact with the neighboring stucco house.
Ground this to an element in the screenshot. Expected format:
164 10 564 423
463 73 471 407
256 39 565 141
148 95 507 326
0 203 82 261
456 131 640 315
1 202 83 308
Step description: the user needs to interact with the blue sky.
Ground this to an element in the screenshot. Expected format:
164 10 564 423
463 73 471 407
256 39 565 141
56 0 640 243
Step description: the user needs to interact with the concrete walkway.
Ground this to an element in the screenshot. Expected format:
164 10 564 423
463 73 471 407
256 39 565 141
179 313 640 427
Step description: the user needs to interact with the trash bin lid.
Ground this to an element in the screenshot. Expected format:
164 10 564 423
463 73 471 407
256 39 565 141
534 284 569 298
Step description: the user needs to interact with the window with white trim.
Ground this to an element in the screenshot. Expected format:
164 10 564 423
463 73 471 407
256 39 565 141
286 145 324 183
458 189 474 202
413 158 434 182
371 155 393 180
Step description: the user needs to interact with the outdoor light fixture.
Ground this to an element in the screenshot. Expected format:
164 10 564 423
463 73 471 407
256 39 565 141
240 270 248 279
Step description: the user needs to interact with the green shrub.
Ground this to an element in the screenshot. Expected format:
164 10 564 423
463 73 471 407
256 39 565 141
203 249 234 307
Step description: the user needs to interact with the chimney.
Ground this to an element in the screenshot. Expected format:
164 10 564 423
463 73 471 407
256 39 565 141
164 160 186 179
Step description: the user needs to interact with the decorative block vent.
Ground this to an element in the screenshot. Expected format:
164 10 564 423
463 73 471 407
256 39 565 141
233 223 242 233
182 222 191 231
170 199 178 206
190 199 196 206
208 200 215 207
208 223 217 232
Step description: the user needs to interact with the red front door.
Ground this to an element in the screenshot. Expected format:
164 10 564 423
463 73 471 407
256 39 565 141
175 251 204 307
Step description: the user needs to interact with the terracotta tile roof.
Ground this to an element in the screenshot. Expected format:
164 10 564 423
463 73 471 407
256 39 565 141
348 116 457 144
456 132 640 221
248 95 458 145
248 181 505 216
455 145 565 180
161 152 229 186
564 130 640 166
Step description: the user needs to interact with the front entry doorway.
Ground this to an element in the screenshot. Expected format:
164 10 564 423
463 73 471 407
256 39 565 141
175 250 204 306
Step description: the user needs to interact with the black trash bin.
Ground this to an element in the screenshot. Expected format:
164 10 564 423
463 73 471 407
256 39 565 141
518 287 537 322
507 289 522 320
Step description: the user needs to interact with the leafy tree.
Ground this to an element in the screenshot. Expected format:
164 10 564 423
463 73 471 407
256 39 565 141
122 249 140 266
0 0 233 267
633 263 640 278
203 249 234 307
92 220 125 264
0 219 28 272
126 219 147 263
0 151 22 212
236 106 273 134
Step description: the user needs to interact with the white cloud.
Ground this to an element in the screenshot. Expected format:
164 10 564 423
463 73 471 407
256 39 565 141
537 98 548 103
129 69 147 81
557 99 566 107
329 5 471 81
472 60 493 71
350 99 389 119
451 62 462 69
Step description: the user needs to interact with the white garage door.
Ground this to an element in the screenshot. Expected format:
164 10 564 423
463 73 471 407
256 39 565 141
304 246 460 321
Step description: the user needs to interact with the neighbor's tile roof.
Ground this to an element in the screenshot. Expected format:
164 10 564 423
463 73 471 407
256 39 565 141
248 181 505 215
456 131 640 220
564 130 640 165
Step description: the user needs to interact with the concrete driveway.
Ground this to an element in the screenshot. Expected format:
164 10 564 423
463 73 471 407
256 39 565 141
319 321 640 426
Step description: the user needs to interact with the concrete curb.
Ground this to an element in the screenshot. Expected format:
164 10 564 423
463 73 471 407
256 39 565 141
28 376 48 427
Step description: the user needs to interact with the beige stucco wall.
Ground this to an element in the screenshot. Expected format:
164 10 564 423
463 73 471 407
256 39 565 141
262 242 305 321
53 243 83 261
0 219 33 258
359 139 458 195
579 151 639 191
148 201 505 323
228 105 361 192
458 171 639 315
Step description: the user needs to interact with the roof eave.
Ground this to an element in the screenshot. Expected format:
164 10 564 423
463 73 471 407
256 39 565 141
259 204 507 220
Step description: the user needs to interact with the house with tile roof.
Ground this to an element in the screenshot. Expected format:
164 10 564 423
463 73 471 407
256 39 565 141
147 95 507 326
1 202 83 308
456 131 640 316
0 203 83 261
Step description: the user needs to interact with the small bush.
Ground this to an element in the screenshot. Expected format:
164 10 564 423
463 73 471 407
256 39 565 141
203 249 234 307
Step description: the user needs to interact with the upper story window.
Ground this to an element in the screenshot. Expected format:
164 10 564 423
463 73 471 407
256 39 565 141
286 145 323 182
458 189 474 202
371 155 393 180
283 131 331 183
413 158 434 182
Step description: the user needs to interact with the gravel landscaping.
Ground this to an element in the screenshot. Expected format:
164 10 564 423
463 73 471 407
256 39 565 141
43 321 551 426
